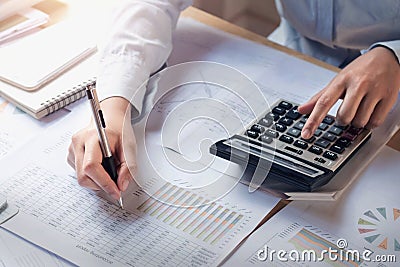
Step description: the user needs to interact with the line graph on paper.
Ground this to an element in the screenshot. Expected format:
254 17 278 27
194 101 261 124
150 82 258 137
137 80 263 192
137 182 251 246
144 81 261 172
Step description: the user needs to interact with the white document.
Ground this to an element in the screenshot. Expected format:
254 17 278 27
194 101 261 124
167 18 400 200
0 99 87 267
226 146 400 266
0 102 280 266
0 96 74 160
169 18 337 107
0 229 72 267
132 61 268 192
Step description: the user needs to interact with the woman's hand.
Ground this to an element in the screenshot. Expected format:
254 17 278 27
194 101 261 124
67 97 137 201
299 46 400 139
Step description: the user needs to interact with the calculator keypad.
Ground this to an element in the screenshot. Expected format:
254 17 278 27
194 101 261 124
244 100 371 170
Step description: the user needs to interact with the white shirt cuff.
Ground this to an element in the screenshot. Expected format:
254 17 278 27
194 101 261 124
96 53 151 117
362 41 400 64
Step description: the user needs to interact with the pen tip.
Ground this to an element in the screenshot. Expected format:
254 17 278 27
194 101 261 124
119 197 124 209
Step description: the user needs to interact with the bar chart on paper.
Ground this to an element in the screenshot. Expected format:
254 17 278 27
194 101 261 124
288 225 363 267
137 182 250 246
0 162 275 266
1 166 223 266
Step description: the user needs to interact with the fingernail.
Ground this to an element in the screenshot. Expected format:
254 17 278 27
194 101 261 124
302 128 311 139
122 179 129 191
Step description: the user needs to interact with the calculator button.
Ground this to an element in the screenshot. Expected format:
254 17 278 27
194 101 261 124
250 124 265 133
278 101 293 110
287 128 301 138
293 122 305 130
285 107 302 120
302 136 316 143
342 132 357 141
259 118 273 127
328 126 343 136
313 129 323 137
334 124 349 130
300 116 308 123
323 151 338 161
284 146 303 155
294 140 308 149
279 117 293 126
347 126 363 135
322 116 335 125
275 123 287 132
314 157 326 164
308 145 323 155
314 139 330 148
335 137 351 147
266 112 280 121
259 135 273 144
279 135 294 144
246 130 259 139
272 107 286 116
330 144 345 154
322 132 336 142
318 123 329 131
265 129 279 138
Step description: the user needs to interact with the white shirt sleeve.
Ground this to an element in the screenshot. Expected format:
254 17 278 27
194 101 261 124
96 0 192 116
366 41 400 64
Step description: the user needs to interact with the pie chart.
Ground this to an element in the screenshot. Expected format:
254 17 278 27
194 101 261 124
358 207 400 251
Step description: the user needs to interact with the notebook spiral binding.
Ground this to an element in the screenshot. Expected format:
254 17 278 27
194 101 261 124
42 78 96 115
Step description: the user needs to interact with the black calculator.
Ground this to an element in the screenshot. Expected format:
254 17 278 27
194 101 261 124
210 100 371 192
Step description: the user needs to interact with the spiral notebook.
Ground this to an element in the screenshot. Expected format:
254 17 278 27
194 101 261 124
0 55 97 119
0 21 98 119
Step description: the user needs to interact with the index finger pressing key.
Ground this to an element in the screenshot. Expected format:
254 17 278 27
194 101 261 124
302 94 340 139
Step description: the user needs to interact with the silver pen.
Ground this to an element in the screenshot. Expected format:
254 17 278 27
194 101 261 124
86 82 123 209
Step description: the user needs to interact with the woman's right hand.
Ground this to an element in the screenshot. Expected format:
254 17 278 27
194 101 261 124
67 97 137 201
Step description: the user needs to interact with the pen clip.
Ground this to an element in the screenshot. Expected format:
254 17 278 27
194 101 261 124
86 84 113 158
